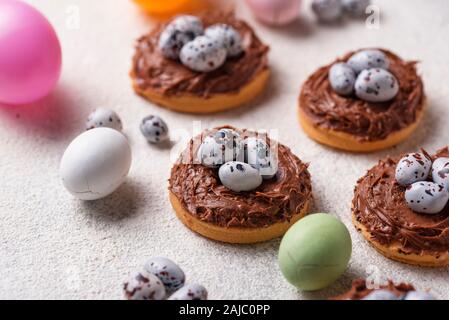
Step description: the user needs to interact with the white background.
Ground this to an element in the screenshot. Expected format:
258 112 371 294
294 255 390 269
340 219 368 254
1 0 448 299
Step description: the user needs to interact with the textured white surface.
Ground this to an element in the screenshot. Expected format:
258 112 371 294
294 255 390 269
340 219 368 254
1 0 448 300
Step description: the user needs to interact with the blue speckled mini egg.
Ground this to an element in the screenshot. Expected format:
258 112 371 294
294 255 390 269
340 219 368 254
198 129 243 168
158 15 204 59
395 153 432 186
328 62 356 96
180 35 227 72
144 257 185 293
432 157 449 191
405 181 449 214
347 49 389 74
169 283 208 300
244 137 277 179
218 161 262 192
86 108 122 132
123 270 166 300
403 291 436 300
205 24 243 58
311 0 343 22
140 115 169 143
342 0 371 17
355 68 399 102
362 289 399 300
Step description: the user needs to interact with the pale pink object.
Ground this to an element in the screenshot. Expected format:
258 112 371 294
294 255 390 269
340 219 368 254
245 0 302 26
0 0 62 105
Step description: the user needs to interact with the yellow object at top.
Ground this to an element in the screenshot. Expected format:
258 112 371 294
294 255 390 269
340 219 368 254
133 0 221 18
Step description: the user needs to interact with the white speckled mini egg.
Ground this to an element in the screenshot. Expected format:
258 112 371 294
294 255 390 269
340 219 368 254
219 161 263 192
140 115 169 144
347 49 389 74
342 0 371 17
180 35 227 72
158 15 204 59
405 181 449 214
204 24 243 58
432 157 449 191
362 290 399 300
395 153 432 186
355 68 399 102
244 137 277 179
329 62 356 96
144 257 185 292
123 270 166 300
198 129 243 168
86 108 122 131
59 128 132 201
169 283 208 300
311 0 343 22
403 291 436 300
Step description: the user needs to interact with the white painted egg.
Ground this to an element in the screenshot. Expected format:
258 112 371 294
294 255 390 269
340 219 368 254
59 128 132 200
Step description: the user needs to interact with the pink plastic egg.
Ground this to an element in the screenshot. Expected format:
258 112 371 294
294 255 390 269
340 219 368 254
245 0 302 26
0 0 62 105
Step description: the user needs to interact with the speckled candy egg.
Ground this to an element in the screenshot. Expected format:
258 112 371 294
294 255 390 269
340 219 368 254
432 157 449 191
244 137 277 179
123 270 166 300
403 291 436 300
204 24 243 58
329 63 356 96
140 115 169 143
278 213 352 291
395 153 432 186
198 129 243 168
342 0 371 17
355 68 399 102
144 257 185 292
180 35 227 72
347 49 389 74
86 108 122 131
169 283 208 300
158 15 204 59
362 290 399 300
219 161 263 192
405 181 449 214
311 0 343 23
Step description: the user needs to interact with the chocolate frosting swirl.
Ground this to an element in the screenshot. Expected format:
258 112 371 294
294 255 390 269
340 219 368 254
353 147 449 255
299 49 425 142
331 279 415 300
131 13 269 98
168 127 312 228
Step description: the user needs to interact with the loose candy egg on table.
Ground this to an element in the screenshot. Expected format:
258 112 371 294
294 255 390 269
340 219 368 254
311 0 343 23
403 291 436 300
204 24 243 58
362 289 399 300
158 15 204 59
278 213 352 291
355 68 399 103
140 115 169 143
405 181 449 214
218 161 263 192
169 283 208 300
342 0 371 17
180 35 227 72
123 270 166 300
328 63 356 96
0 0 62 105
245 0 302 26
347 49 389 74
432 157 449 191
86 108 123 131
59 128 132 201
395 153 432 186
144 257 186 292
197 129 243 168
244 137 277 179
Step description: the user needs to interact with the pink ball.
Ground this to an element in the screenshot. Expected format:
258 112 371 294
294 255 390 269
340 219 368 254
245 0 302 26
0 0 62 105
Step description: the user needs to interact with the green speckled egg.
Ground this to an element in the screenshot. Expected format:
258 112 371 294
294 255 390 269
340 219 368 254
278 213 352 291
